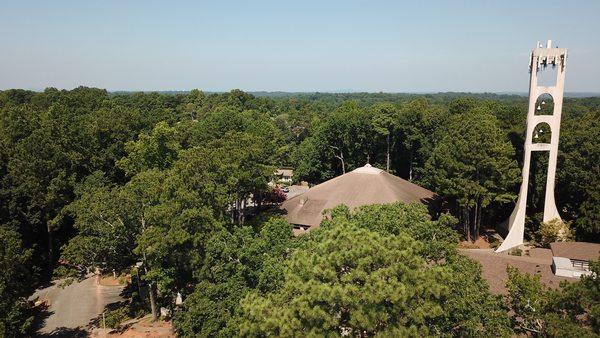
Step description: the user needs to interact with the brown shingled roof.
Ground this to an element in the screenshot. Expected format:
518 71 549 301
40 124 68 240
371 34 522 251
550 242 600 261
281 164 437 229
462 249 573 294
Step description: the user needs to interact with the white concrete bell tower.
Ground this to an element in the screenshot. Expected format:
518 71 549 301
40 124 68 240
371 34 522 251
497 40 567 252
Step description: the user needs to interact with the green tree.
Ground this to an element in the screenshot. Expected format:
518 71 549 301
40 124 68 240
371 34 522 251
438 255 512 337
371 103 399 172
397 98 428 180
62 170 167 319
62 127 277 320
0 227 33 337
322 203 459 262
558 110 600 239
505 263 600 336
293 102 376 182
240 222 449 337
319 203 512 337
60 172 137 273
0 87 171 282
425 107 520 240
65 163 229 320
117 121 181 176
174 217 294 337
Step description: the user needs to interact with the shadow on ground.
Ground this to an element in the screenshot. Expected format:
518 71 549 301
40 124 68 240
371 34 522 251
35 327 88 338
88 281 148 334
29 303 53 335
31 303 87 337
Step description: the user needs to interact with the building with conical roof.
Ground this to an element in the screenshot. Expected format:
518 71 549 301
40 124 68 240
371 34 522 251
281 164 438 234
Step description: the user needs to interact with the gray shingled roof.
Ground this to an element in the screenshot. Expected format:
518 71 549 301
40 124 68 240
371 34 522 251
281 164 437 229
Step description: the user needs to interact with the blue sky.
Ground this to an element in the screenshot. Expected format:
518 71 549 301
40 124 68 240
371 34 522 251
1 0 599 92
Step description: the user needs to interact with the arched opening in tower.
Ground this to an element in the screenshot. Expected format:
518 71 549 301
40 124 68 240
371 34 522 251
536 64 558 87
534 93 554 115
527 150 550 233
532 122 551 144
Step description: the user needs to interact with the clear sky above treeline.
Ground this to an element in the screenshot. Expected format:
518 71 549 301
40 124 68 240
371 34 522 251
1 0 599 93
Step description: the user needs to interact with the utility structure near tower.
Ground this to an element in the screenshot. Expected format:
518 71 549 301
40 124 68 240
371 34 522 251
497 40 567 252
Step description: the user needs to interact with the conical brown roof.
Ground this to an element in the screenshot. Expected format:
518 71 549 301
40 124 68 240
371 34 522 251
281 164 437 230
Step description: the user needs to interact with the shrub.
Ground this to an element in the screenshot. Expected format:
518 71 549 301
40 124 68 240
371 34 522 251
103 306 130 328
537 218 573 247
508 248 522 256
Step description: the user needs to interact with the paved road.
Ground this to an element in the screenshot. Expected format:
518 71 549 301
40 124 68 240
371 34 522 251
31 275 124 335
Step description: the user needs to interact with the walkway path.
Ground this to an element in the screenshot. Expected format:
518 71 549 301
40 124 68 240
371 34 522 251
31 275 124 336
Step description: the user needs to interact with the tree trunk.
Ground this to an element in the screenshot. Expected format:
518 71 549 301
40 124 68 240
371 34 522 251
473 201 479 241
148 281 158 321
241 198 246 224
257 191 262 210
140 213 158 321
463 206 471 242
331 145 345 174
135 271 143 307
408 150 413 181
47 223 54 268
236 198 242 225
142 254 158 321
386 134 390 172
231 202 235 223
475 200 483 241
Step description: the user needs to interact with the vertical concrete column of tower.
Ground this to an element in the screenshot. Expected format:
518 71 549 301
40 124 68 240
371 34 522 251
496 40 567 252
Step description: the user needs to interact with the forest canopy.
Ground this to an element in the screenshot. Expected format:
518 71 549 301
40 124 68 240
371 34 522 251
0 88 599 336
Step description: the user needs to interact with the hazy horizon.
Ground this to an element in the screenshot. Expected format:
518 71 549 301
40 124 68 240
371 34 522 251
8 88 600 99
2 1 600 92
27 89 600 98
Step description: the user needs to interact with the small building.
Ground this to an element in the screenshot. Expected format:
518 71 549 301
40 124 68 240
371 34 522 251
275 168 294 184
550 242 600 278
281 164 437 235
